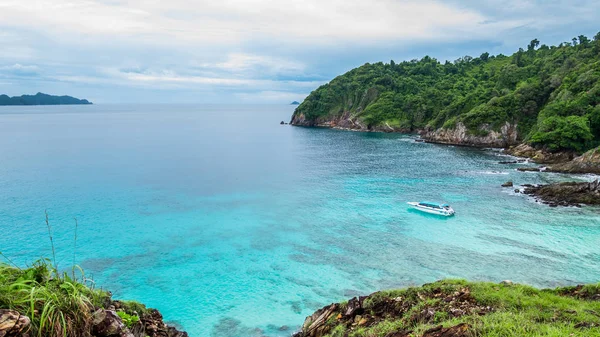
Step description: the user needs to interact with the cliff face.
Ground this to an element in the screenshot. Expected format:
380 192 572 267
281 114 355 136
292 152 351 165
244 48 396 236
290 110 410 133
421 122 519 148
291 112 518 147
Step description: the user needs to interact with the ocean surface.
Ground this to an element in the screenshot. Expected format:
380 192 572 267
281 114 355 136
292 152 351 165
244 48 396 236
0 104 599 337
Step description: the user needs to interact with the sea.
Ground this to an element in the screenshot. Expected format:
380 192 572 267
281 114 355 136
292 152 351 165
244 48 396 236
0 104 598 337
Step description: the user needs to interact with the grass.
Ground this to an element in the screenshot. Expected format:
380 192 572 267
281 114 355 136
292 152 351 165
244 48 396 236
0 259 111 337
306 280 600 337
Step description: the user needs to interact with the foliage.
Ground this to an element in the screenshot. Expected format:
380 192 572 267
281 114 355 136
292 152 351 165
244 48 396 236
0 259 110 337
116 310 140 328
294 33 600 153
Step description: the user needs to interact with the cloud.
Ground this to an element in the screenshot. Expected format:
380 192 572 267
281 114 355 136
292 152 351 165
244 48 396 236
0 64 40 77
0 0 516 44
0 0 599 102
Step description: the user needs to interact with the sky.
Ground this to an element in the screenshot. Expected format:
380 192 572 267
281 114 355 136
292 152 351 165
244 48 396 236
0 0 599 104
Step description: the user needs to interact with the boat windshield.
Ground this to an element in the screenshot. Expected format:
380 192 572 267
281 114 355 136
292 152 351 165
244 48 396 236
419 202 442 209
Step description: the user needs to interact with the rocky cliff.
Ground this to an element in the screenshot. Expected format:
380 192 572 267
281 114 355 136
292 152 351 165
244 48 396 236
292 280 600 337
290 111 410 133
548 147 600 174
420 122 519 148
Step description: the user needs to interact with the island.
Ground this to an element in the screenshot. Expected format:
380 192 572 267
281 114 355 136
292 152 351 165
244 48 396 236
0 92 93 105
290 101 300 105
290 32 600 205
290 33 600 155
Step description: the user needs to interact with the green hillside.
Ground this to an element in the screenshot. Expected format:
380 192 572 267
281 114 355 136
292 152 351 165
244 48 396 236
293 34 600 152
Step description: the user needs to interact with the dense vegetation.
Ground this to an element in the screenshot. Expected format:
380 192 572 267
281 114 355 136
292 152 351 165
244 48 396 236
295 279 600 337
0 92 92 105
294 33 600 152
0 260 149 337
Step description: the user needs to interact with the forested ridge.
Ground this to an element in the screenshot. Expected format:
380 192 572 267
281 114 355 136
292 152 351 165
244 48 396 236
292 33 600 152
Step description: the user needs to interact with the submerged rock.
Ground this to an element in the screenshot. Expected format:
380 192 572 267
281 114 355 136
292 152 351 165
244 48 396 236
523 180 600 207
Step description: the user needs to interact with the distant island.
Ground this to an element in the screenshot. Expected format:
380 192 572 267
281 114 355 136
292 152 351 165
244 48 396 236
290 101 300 105
0 92 92 105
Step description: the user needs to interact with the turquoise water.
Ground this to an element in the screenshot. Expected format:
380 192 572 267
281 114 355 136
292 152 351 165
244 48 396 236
0 104 599 337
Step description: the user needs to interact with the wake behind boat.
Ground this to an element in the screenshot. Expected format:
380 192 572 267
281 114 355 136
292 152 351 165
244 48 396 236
407 201 455 216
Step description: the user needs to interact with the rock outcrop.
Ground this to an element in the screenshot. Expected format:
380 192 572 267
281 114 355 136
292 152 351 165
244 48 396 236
140 310 188 337
0 310 30 337
547 147 600 174
504 144 575 164
290 111 410 133
524 180 600 207
92 309 134 337
421 122 519 148
292 283 492 337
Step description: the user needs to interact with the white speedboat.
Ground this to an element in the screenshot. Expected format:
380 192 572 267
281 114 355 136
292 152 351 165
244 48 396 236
407 201 455 216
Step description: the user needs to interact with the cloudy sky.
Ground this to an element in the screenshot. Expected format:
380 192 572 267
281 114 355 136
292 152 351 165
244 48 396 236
0 0 598 103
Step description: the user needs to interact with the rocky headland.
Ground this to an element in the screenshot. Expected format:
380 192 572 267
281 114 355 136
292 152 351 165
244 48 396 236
292 280 600 337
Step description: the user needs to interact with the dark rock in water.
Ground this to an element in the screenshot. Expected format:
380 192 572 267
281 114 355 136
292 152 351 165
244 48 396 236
415 139 425 143
514 189 520 193
522 184 535 188
501 181 513 187
280 121 285 125
0 309 30 337
92 309 134 337
524 180 600 207
518 167 542 172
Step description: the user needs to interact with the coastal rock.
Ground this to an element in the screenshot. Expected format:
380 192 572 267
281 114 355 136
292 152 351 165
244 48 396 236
290 110 410 133
421 122 519 148
523 180 600 206
547 147 600 174
92 309 134 337
504 144 574 164
292 283 492 337
141 309 188 337
0 309 30 337
280 121 285 125
501 181 513 187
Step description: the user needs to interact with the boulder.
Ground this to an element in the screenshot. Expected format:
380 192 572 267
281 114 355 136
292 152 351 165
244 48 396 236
92 309 134 337
280 121 285 125
0 310 30 337
501 181 513 187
